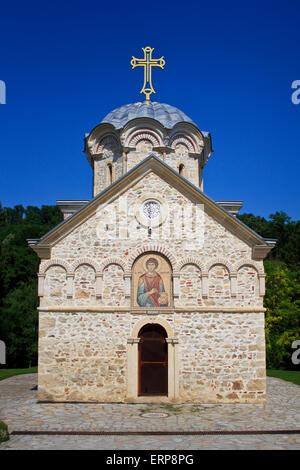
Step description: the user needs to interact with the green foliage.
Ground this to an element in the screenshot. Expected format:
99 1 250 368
238 211 300 370
238 211 300 270
264 261 300 368
0 203 62 368
0 421 9 443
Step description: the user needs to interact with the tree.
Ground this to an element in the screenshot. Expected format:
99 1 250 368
0 204 62 367
264 261 300 369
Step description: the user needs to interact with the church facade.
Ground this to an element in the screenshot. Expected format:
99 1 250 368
29 99 275 404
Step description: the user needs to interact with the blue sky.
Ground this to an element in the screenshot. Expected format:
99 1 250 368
0 0 299 219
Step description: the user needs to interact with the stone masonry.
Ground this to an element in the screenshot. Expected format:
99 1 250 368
36 171 267 404
30 101 274 405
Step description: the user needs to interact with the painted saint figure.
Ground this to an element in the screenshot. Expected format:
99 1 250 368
137 258 168 307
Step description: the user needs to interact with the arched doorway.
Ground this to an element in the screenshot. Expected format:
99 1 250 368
138 324 168 396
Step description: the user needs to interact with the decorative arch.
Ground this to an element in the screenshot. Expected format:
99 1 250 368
171 123 205 152
128 129 161 148
71 258 100 274
169 133 197 153
99 257 127 273
40 259 71 274
206 258 234 274
121 120 165 148
234 260 264 274
176 257 206 274
94 133 119 154
128 244 177 271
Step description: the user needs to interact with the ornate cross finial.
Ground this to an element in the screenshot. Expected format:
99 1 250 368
131 47 165 101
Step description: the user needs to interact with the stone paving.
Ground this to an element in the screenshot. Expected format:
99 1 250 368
0 374 299 450
2 433 300 450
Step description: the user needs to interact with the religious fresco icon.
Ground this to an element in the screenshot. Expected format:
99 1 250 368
133 254 172 308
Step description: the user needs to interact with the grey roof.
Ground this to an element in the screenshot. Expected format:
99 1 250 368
101 101 200 130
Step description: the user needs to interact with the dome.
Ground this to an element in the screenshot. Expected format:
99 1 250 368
101 101 196 129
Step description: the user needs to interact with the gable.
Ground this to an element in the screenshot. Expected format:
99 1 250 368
48 171 254 267
30 156 273 260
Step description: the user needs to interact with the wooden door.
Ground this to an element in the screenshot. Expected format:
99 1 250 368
138 324 168 396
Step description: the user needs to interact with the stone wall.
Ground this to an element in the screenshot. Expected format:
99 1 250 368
38 170 266 403
176 311 266 403
38 311 266 403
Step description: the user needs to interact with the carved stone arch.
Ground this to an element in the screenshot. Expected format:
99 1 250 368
127 129 161 148
234 260 264 274
131 316 174 339
206 258 234 274
99 256 128 273
169 133 197 153
94 133 119 155
171 123 204 152
120 117 166 138
128 244 177 271
121 118 165 147
176 257 206 274
40 259 71 274
71 258 100 274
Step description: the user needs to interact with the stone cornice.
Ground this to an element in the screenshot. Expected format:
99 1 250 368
252 245 275 260
56 200 90 219
30 244 51 259
216 201 243 216
38 306 266 313
153 146 173 154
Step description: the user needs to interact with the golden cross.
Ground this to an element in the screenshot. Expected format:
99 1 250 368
131 47 165 101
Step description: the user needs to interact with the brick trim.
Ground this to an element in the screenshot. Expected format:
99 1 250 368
71 258 101 273
40 259 71 274
99 257 128 273
128 244 177 270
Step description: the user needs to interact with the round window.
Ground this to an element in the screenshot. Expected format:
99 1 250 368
142 199 161 221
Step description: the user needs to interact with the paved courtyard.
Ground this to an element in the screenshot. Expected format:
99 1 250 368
0 374 299 450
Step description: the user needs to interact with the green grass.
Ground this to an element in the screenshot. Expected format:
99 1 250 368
0 366 37 381
0 421 9 443
267 369 300 386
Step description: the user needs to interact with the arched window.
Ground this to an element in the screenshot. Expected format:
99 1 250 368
106 162 114 185
178 163 185 176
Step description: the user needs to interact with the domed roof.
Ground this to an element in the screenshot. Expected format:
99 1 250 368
101 101 196 129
